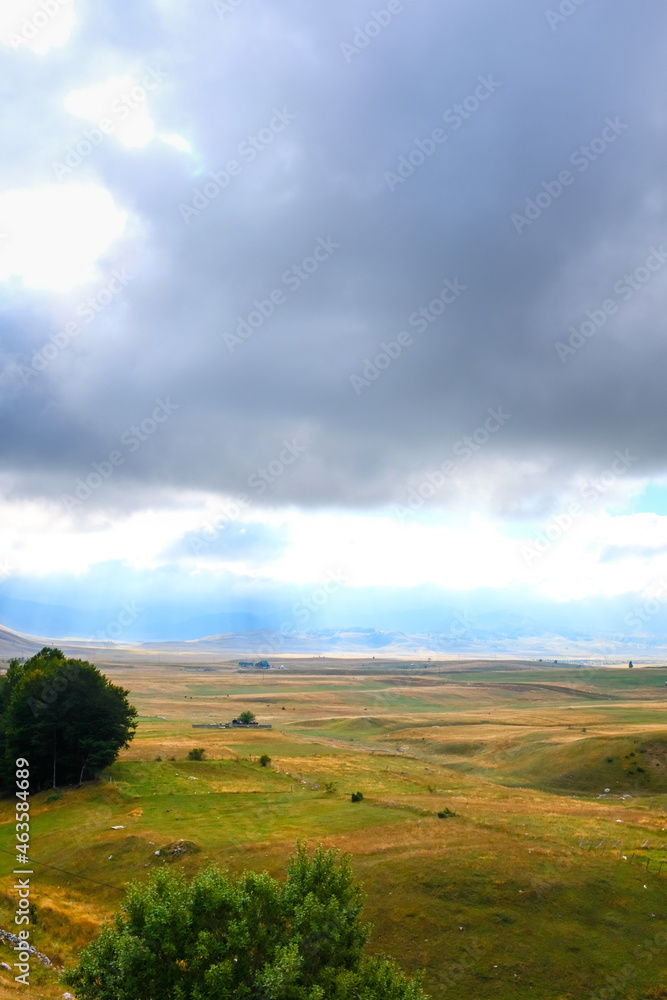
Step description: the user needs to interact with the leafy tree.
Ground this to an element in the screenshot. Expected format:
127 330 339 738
238 710 256 724
187 748 205 761
62 843 427 1000
0 647 137 792
259 754 271 767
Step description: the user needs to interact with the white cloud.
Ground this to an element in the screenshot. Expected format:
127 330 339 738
0 184 127 292
0 0 76 55
64 75 157 148
159 133 192 154
3 486 667 607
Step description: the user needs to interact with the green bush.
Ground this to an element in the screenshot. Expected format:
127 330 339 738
437 807 456 818
351 791 364 802
187 748 205 761
259 754 271 767
61 843 427 1000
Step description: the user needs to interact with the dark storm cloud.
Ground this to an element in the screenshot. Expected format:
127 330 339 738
2 0 667 514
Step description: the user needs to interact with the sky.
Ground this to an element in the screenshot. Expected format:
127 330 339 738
1 0 667 647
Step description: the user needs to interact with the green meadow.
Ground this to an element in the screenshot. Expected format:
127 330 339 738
1 656 667 999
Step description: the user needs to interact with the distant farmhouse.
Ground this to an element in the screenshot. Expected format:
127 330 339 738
193 718 272 730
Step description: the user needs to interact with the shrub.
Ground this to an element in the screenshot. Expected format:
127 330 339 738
437 807 456 818
324 781 337 793
187 748 205 761
238 710 256 724
61 843 427 1000
259 754 271 767
351 791 364 802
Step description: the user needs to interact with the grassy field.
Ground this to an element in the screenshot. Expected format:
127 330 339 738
1 656 667 999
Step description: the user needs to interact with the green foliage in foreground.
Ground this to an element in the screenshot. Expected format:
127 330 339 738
62 843 427 1000
0 647 137 792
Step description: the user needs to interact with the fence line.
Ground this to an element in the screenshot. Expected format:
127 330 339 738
578 838 667 876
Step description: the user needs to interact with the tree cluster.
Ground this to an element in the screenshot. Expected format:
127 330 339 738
63 843 427 1000
0 647 137 792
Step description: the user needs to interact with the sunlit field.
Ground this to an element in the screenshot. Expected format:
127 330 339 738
1 657 666 999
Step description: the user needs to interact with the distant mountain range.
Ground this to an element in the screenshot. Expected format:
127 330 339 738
1 621 665 665
1 594 666 663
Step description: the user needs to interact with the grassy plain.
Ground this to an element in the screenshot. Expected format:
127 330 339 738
1 656 667 999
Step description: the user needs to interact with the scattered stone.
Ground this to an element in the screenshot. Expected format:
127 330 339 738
153 840 200 863
0 928 53 967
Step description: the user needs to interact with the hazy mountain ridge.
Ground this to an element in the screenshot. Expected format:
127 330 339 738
1 621 664 664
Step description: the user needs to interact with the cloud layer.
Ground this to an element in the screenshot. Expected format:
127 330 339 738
1 0 666 518
1 1 667 640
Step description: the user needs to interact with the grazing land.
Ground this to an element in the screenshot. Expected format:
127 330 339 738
1 656 667 999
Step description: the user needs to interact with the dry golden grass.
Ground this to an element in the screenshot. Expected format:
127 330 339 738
2 658 667 998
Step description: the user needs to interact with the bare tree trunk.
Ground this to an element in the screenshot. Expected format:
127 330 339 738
78 755 89 787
